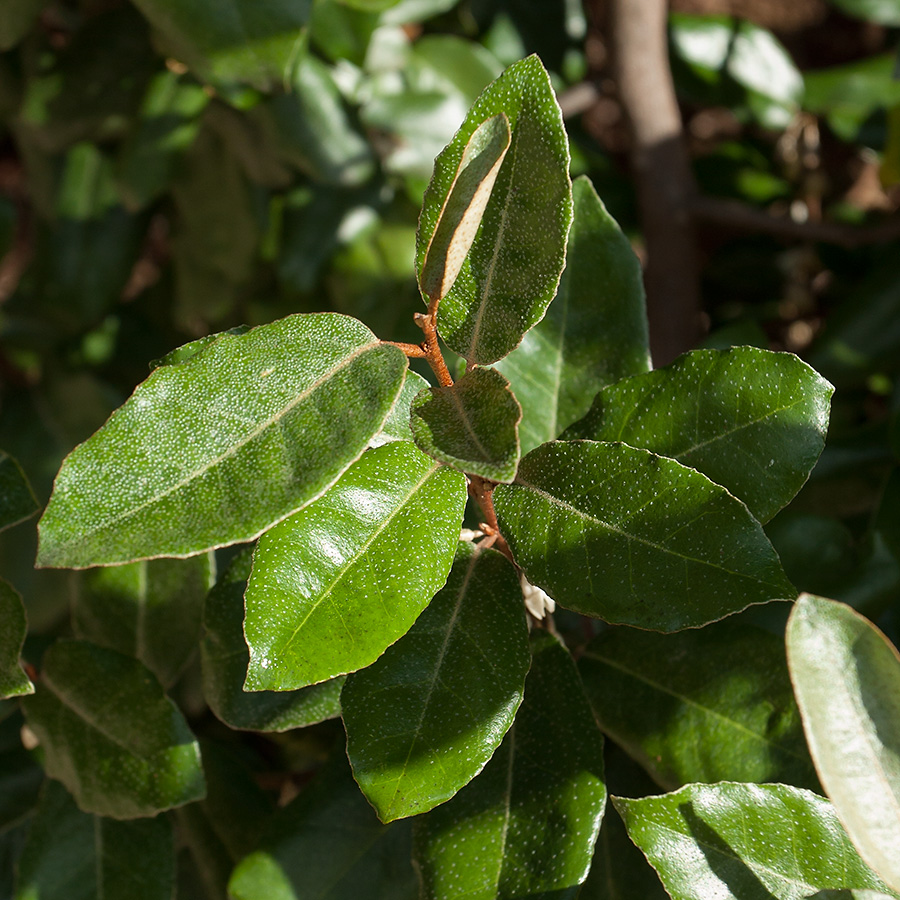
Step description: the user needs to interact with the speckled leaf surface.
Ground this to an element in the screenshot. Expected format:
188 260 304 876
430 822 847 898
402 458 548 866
370 370 430 448
579 620 817 790
0 580 32 699
787 594 900 893
416 54 572 364
413 632 606 900
201 549 343 732
73 553 213 688
0 451 38 533
244 441 467 691
409 367 522 482
615 783 895 900
21 640 205 819
342 542 530 822
37 314 408 569
563 347 833 523
14 780 175 900
228 759 417 900
494 441 795 631
496 176 650 454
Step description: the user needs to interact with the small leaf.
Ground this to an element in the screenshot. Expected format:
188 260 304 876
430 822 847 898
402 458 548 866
244 441 467 691
413 632 606 900
342 542 530 822
370 370 430 448
0 580 32 699
201 550 344 732
787 594 900 894
37 313 408 568
21 640 205 819
615 782 895 900
0 451 39 533
410 367 522 482
563 347 833 523
14 780 175 900
419 113 511 304
494 441 795 631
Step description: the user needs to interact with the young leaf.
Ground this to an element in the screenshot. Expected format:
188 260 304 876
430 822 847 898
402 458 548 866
419 113 511 304
0 451 39 533
244 441 467 691
494 441 795 631
409 367 522 482
341 542 530 822
787 593 900 894
21 640 205 819
496 175 651 454
413 632 606 900
0 580 32 699
201 550 344 732
14 780 175 900
615 783 895 900
37 313 408 569
563 347 833 523
369 369 430 448
417 54 573 364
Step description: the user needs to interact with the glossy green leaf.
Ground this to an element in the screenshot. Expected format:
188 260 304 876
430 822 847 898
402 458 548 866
787 594 900 893
417 54 572 364
14 780 174 900
564 348 833 524
370 370 430 448
0 451 38 533
414 631 606 900
495 441 795 631
37 314 408 569
579 620 817 791
496 175 650 454
21 640 205 818
342 542 530 822
615 782 895 900
73 554 213 688
410 367 522 482
228 758 417 900
823 0 900 25
0 580 32 699
244 441 466 691
201 550 344 732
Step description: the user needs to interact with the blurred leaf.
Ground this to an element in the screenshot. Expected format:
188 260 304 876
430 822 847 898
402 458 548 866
309 0 379 65
0 580 32 699
0 710 43 834
0 0 44 51
381 0 460 23
822 0 900 25
342 542 530 822
370 370 430 447
338 0 402 11
0 451 38 533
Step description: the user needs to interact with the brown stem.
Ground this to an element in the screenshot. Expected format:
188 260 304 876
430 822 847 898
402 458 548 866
414 312 454 387
468 475 514 564
385 340 428 358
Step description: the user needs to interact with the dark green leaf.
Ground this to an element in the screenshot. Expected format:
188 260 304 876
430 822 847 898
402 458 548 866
410 367 522 482
822 0 900 25
0 451 38 533
244 441 466 691
495 441 795 631
496 175 650 454
309 0 378 66
579 620 817 790
563 348 833 524
21 640 205 818
0 710 43 833
342 542 530 822
787 594 900 893
370 370 429 448
37 314 408 568
413 632 606 900
337 0 401 10
201 549 344 732
615 782 894 900
0 580 32 699
417 54 572 364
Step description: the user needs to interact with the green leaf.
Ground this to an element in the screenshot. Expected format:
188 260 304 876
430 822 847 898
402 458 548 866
370 370 429 448
615 782 895 900
0 451 38 533
0 580 32 699
0 710 43 833
201 549 344 732
414 631 606 900
244 441 467 691
21 640 205 818
822 0 900 25
14 780 175 900
342 542 530 822
579 620 817 790
495 441 795 631
563 348 833 524
228 758 418 900
410 367 522 482
787 594 900 894
73 554 213 688
417 54 573 364
37 313 408 569
496 175 650 455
